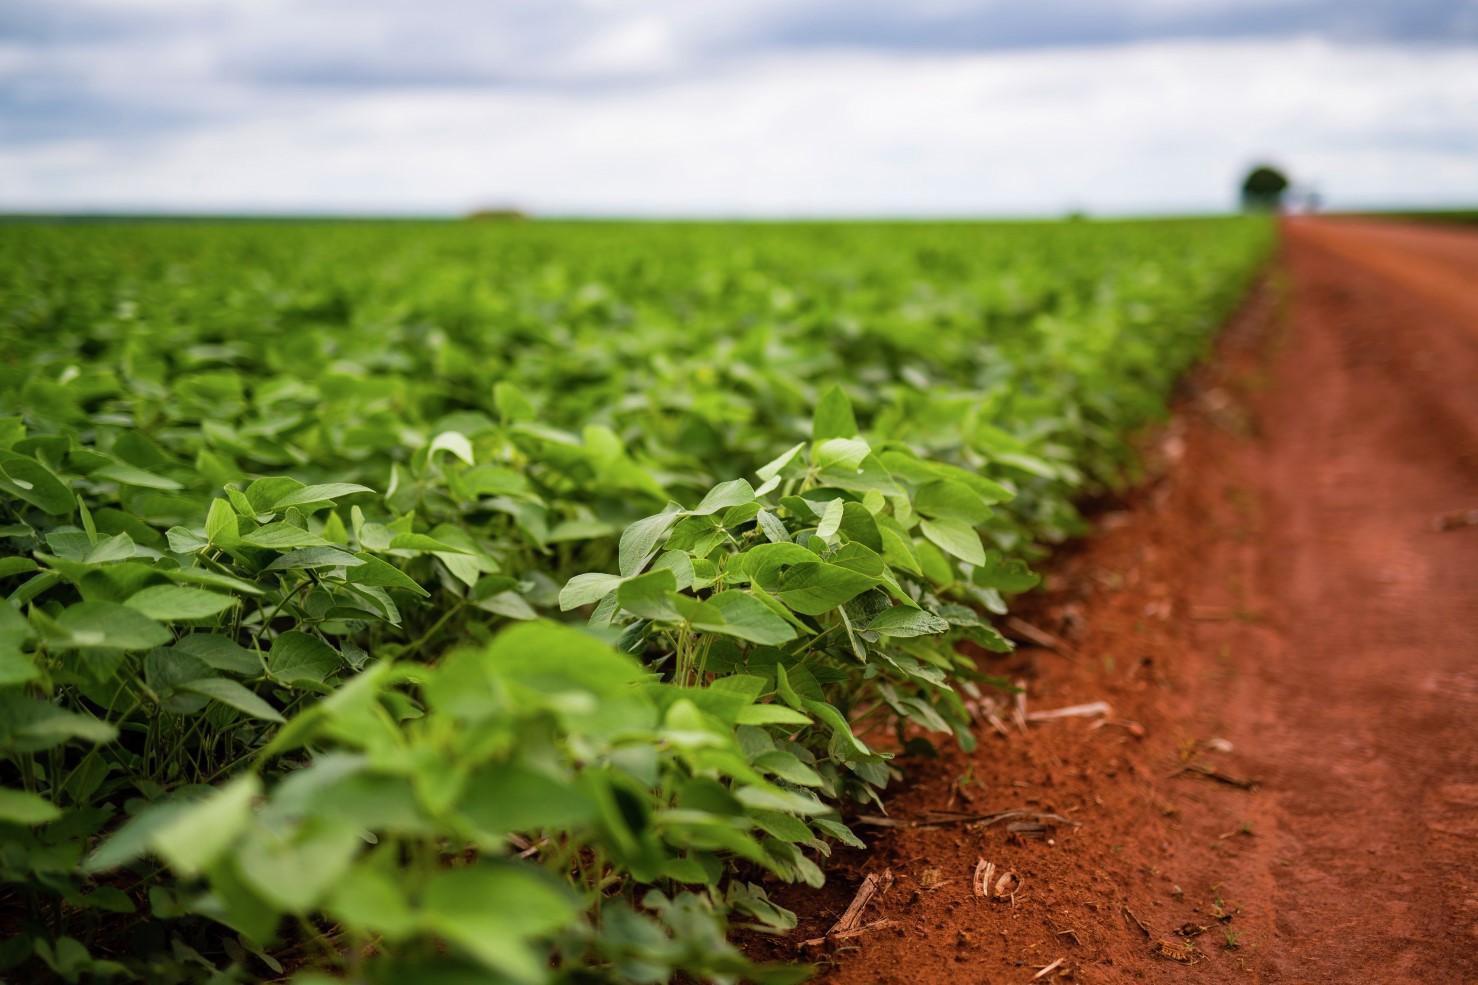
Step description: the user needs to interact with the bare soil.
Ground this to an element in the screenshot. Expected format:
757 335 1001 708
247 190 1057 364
747 218 1478 983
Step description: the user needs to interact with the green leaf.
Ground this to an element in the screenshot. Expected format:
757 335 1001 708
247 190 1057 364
346 552 429 596
558 572 625 610
0 693 117 752
0 450 75 514
422 864 579 983
919 517 986 566
0 557 39 578
701 592 797 645
270 483 375 509
814 498 844 541
812 437 870 472
265 546 365 571
90 459 183 490
125 585 236 621
755 442 806 482
914 479 993 525
56 601 170 651
812 385 858 440
268 631 342 685
0 787 62 825
149 774 261 876
240 523 330 550
428 431 475 466
865 607 950 637
173 634 261 675
973 550 1042 593
770 562 877 616
180 678 285 723
205 497 238 545
690 479 756 516
617 508 681 578
616 568 679 620
85 532 136 564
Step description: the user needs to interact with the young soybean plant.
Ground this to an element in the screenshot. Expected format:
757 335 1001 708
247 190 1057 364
561 388 1038 816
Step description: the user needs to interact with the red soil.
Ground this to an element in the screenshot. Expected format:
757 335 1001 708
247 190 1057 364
749 218 1478 983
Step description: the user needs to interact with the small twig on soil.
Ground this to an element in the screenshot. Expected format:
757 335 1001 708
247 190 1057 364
1032 957 1066 979
1089 717 1147 737
1170 763 1261 790
1432 508 1478 532
1122 906 1153 938
1028 700 1112 722
800 920 896 949
826 869 894 936
856 809 1079 832
1013 679 1029 733
1006 616 1079 661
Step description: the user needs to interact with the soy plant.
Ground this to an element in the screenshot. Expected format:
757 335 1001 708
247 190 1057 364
0 460 491 979
79 621 818 985
561 389 1039 815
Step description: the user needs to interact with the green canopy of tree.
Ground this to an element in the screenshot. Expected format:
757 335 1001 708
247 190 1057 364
1241 165 1290 211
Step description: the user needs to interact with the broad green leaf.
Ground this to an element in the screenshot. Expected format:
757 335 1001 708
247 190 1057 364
346 552 429 596
814 498 844 541
90 459 183 490
701 592 797 645
428 431 475 466
812 437 870 472
270 483 375 509
690 479 755 516
180 678 285 723
0 557 39 578
865 607 951 637
0 787 62 825
173 634 261 675
617 508 681 578
56 601 170 651
559 572 625 610
771 562 877 616
0 451 75 514
755 441 806 482
914 479 993 525
919 517 986 566
0 693 117 752
616 568 679 621
265 546 365 571
240 523 329 550
125 585 236 621
973 550 1042 593
205 497 238 544
85 533 136 564
422 864 579 982
812 385 858 440
149 774 261 876
268 631 342 685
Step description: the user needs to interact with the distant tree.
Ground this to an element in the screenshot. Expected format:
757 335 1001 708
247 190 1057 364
1240 165 1290 212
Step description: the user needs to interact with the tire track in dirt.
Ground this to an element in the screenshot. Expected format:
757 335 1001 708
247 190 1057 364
749 218 1478 983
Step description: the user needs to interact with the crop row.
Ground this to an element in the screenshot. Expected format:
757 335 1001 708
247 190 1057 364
0 218 1272 982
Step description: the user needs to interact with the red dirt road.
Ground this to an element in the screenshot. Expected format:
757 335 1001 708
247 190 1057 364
756 219 1478 982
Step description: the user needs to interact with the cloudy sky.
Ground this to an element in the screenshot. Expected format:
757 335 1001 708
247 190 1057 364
2 0 1476 216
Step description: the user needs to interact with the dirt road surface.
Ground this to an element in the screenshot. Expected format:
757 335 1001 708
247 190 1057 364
753 219 1478 982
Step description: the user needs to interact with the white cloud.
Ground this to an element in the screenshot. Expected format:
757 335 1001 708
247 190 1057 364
1 38 1474 214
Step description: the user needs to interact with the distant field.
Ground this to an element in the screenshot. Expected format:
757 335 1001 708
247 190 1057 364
0 217 1272 983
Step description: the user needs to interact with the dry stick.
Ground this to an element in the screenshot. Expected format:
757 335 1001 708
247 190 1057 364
825 869 894 936
1033 957 1067 980
1123 906 1153 938
1027 700 1113 722
856 809 1079 831
800 920 897 949
1169 763 1261 790
1005 616 1079 661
